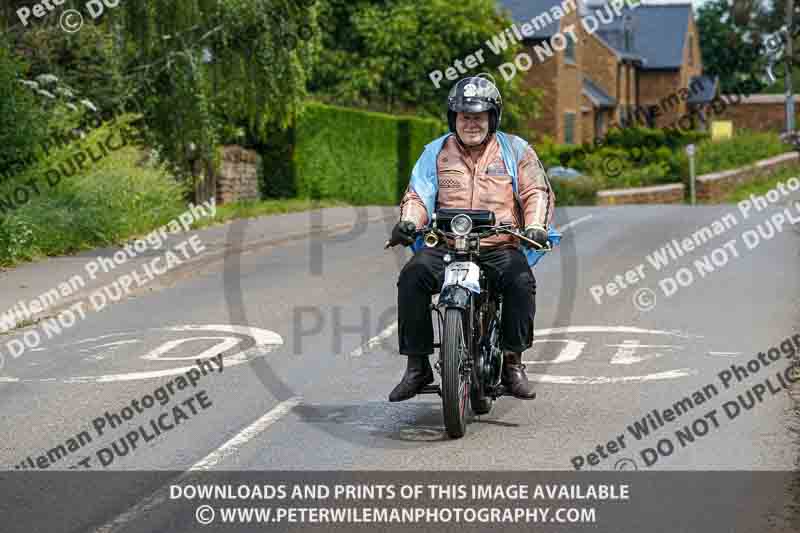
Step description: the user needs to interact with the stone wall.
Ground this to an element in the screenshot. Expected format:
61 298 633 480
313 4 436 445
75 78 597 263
216 145 260 204
713 95 800 133
597 183 685 205
595 151 800 205
695 151 799 201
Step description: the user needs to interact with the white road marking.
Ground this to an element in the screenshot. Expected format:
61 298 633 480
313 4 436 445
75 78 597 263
141 337 240 361
533 325 694 337
708 351 741 356
349 323 398 357
91 397 302 533
61 351 255 384
608 341 682 365
191 397 302 470
527 339 586 364
525 368 695 384
72 332 138 345
89 340 141 350
4 325 285 384
168 324 284 344
557 214 593 232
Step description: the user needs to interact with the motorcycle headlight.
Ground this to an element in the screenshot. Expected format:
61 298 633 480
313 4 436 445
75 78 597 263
451 214 472 236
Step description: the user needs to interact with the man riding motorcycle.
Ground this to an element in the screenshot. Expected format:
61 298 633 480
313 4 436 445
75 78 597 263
387 76 556 402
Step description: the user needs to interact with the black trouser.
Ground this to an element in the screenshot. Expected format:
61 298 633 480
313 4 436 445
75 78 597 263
397 246 536 356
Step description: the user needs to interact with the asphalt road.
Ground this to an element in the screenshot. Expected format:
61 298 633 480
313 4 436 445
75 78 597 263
1 202 799 532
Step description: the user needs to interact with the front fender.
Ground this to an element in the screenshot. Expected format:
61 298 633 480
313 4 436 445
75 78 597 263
439 285 471 310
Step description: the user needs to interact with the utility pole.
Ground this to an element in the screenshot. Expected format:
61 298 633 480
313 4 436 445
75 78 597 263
787 0 796 132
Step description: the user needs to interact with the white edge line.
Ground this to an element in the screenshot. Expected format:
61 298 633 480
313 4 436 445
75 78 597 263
190 398 301 471
526 368 695 384
557 214 593 232
350 323 398 357
92 397 302 533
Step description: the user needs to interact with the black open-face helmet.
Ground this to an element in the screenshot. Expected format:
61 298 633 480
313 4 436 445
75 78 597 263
447 76 503 137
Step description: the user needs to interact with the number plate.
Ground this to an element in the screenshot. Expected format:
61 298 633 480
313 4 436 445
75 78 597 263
443 262 481 294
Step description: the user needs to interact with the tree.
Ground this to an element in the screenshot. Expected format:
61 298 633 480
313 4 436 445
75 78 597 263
109 0 319 173
695 0 767 93
309 0 541 134
1 0 320 175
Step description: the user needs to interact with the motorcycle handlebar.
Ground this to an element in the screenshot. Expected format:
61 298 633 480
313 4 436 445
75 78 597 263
384 225 552 251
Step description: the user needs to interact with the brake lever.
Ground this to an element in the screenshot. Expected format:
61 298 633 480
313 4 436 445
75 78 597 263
384 229 429 249
497 227 552 251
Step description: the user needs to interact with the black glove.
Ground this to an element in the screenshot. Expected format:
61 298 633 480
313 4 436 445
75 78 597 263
389 220 417 247
523 225 549 248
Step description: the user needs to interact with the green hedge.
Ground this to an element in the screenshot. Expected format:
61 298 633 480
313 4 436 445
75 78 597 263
264 103 446 204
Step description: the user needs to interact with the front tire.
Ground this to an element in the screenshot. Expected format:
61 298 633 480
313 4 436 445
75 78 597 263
442 308 469 438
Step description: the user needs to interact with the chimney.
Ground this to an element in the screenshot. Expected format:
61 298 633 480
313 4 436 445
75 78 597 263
622 13 634 52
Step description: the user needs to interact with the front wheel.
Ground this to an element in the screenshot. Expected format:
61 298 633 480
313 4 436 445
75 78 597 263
441 308 469 438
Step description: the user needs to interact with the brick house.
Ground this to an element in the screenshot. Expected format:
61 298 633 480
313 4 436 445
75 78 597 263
497 0 718 144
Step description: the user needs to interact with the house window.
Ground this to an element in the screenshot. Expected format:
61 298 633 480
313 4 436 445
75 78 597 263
565 35 576 63
595 112 605 138
564 113 576 144
648 105 658 128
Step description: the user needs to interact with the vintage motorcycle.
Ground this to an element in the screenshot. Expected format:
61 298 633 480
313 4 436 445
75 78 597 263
386 208 551 438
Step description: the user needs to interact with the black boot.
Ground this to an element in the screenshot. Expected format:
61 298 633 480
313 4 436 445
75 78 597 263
389 355 434 402
502 351 536 399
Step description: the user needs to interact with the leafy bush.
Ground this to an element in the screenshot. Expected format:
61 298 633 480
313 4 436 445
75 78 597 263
12 23 127 116
549 176 600 206
0 115 186 266
608 162 672 188
0 37 49 183
694 130 792 175
537 126 792 198
536 125 709 182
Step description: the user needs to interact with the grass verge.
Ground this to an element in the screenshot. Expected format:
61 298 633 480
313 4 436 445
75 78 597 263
193 198 349 229
720 166 800 204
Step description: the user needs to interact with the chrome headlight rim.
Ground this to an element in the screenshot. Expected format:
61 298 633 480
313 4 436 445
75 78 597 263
451 214 473 236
